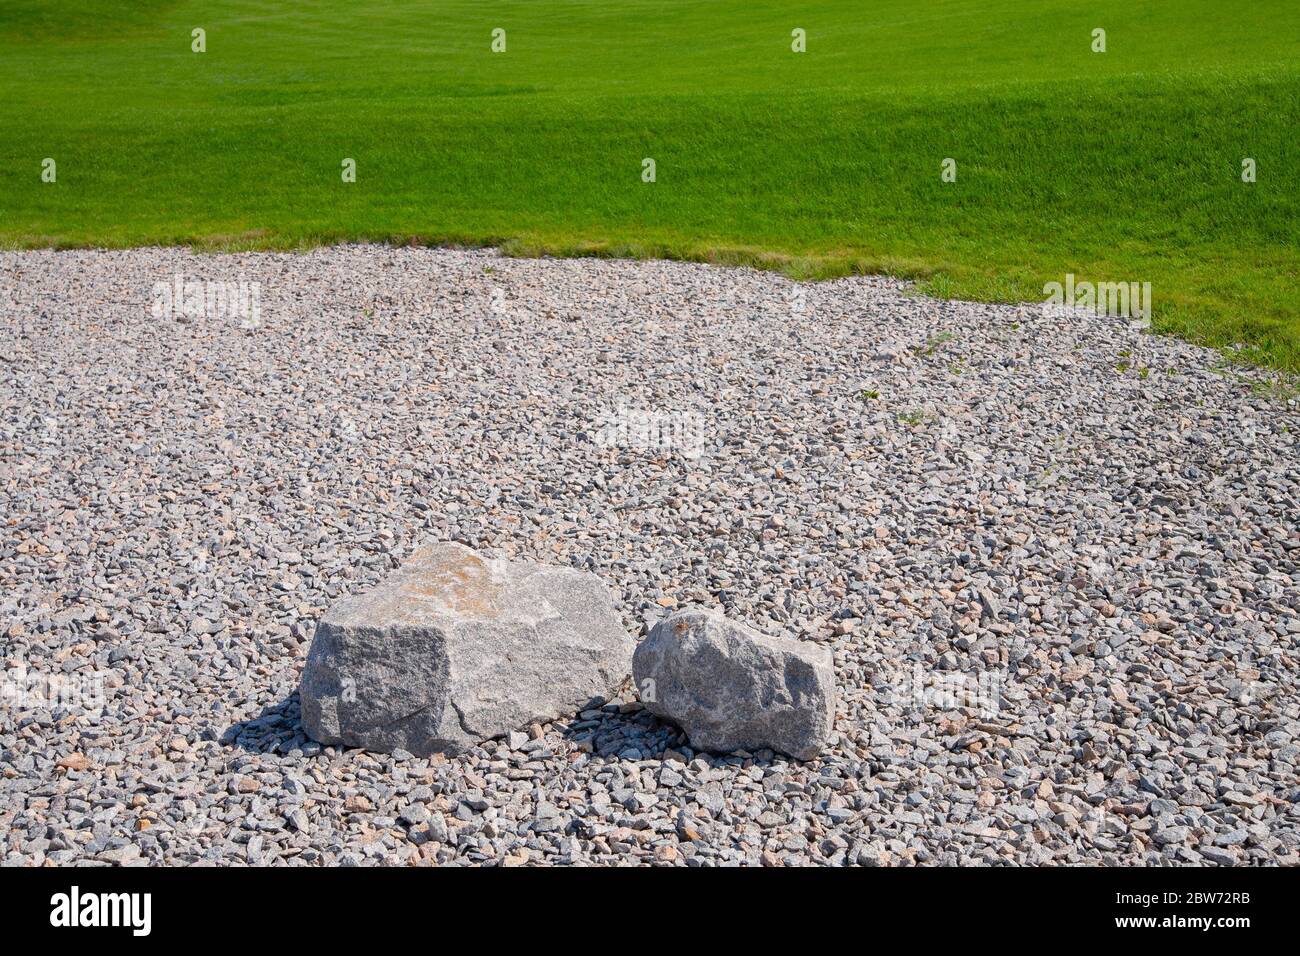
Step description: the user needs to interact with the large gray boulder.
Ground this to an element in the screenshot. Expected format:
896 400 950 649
633 609 835 760
300 542 633 756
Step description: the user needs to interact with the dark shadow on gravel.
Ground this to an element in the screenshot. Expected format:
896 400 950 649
220 693 774 769
561 702 775 769
560 704 683 761
221 692 310 755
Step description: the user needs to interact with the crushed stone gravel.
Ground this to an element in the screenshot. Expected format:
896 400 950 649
1 245 1297 866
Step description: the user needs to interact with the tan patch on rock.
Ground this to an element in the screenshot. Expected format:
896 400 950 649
400 549 505 618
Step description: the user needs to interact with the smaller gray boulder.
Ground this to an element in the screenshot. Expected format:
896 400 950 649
633 609 836 760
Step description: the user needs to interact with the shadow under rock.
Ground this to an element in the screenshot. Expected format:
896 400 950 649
561 702 679 760
222 692 312 756
560 700 764 766
220 693 774 768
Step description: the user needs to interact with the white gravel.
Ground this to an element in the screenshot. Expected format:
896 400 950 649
1 244 1298 866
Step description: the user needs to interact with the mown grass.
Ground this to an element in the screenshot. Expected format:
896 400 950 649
1 1 1297 369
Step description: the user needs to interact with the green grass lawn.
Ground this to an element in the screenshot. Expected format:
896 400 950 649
2 1 1298 369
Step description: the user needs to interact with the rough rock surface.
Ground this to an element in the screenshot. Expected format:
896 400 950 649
634 609 836 759
301 542 633 755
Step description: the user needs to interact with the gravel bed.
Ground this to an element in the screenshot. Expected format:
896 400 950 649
1 245 1298 866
